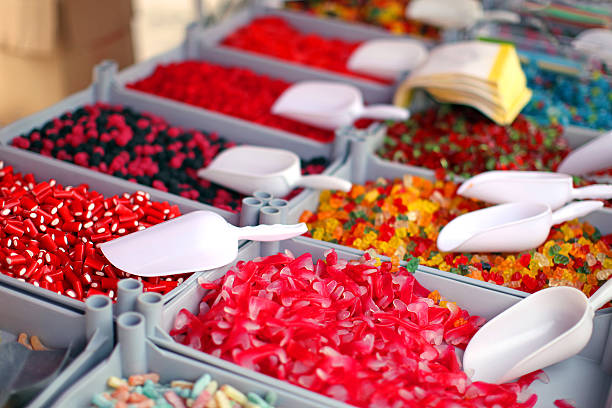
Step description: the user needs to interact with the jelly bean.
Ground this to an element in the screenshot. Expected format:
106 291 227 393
171 250 546 407
0 162 188 300
127 62 335 143
302 176 612 301
11 104 329 213
92 374 275 408
222 17 391 83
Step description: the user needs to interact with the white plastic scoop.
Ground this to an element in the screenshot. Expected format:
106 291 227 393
463 278 612 384
458 171 612 210
437 200 603 253
557 130 612 176
197 145 352 196
271 81 409 130
346 39 428 81
99 211 307 277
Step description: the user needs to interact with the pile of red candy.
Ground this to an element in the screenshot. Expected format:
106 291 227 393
0 163 189 300
127 62 335 143
222 16 391 84
171 250 548 407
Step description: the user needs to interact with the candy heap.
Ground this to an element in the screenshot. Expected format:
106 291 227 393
11 104 329 212
127 62 335 143
222 16 390 83
92 372 277 408
377 105 569 178
522 61 612 130
172 250 547 407
301 176 612 297
0 163 189 300
284 0 440 38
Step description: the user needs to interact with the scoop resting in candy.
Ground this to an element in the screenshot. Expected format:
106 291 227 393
346 39 428 81
99 211 308 277
458 170 612 210
437 200 603 253
557 130 612 176
197 145 352 196
463 277 612 384
271 81 409 130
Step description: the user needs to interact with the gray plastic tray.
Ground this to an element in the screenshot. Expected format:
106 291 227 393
284 136 612 302
0 146 214 311
112 19 399 159
197 6 429 99
51 311 325 408
0 286 113 408
147 238 611 408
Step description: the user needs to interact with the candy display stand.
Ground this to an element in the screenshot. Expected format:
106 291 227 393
197 6 432 96
0 288 113 407
0 61 348 223
51 311 325 408
136 238 612 407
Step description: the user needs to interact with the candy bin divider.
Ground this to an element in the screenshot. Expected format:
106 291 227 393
144 238 612 407
195 6 434 100
0 145 229 311
50 310 331 408
0 284 113 407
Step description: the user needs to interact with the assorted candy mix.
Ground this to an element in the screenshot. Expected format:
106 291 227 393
222 16 391 83
10 103 328 213
376 105 570 179
171 250 550 407
301 175 612 299
127 62 335 143
284 0 440 38
92 372 277 408
0 162 190 300
522 61 612 130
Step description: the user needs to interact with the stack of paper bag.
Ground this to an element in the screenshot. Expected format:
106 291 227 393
394 41 532 125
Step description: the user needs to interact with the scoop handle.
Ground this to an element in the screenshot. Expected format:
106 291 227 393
588 278 612 310
551 200 604 225
235 223 308 241
571 185 612 200
295 175 352 192
358 105 410 121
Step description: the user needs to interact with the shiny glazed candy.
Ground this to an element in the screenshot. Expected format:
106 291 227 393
172 250 548 407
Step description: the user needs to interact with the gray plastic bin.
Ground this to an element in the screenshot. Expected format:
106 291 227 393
51 311 326 408
0 146 221 311
284 136 612 302
145 238 611 408
197 6 431 100
0 287 113 408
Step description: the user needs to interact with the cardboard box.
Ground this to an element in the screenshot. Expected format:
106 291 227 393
0 0 134 125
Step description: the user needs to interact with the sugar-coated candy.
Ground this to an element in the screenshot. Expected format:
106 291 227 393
171 250 548 407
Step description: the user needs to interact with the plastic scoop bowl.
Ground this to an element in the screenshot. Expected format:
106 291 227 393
197 145 352 196
437 200 603 253
557 130 612 176
346 39 428 81
271 81 409 130
463 278 612 384
458 170 612 210
99 211 308 277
